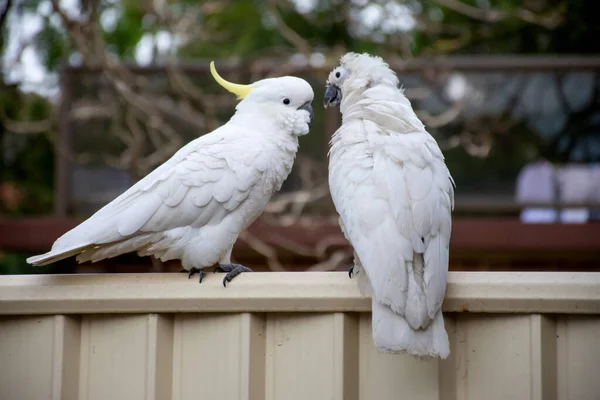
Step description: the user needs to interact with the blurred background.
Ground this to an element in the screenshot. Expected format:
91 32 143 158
1 0 599 275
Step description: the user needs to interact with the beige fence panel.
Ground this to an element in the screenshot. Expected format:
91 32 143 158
0 271 599 400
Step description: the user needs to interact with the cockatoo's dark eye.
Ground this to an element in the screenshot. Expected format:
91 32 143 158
283 98 290 105
335 71 341 78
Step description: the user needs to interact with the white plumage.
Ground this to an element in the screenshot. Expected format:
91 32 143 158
28 63 314 286
325 53 455 358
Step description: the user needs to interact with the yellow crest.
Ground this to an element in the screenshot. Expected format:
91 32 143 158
210 61 253 100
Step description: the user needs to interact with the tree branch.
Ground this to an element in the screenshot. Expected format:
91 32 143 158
266 0 311 56
434 0 564 29
0 0 12 33
0 116 52 134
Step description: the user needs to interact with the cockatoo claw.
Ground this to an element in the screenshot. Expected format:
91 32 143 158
217 263 253 287
213 265 224 273
348 265 355 278
185 267 205 283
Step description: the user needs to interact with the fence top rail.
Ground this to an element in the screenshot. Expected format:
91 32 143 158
0 271 598 316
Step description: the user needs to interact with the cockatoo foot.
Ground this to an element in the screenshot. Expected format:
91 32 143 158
185 267 205 283
214 263 253 287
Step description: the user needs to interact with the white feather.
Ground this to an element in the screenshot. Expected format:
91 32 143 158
328 52 455 358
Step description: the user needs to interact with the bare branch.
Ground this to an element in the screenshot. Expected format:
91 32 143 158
416 100 464 128
141 0 229 45
165 63 219 131
0 102 53 135
69 103 114 120
0 0 12 32
238 231 287 272
306 250 352 272
265 186 329 217
434 0 564 29
266 0 311 57
50 0 97 67
1 116 52 134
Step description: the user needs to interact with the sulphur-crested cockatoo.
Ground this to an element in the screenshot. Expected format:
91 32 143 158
27 62 314 286
324 53 454 358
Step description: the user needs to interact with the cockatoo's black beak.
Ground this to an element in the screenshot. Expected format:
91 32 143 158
324 84 342 108
298 101 314 125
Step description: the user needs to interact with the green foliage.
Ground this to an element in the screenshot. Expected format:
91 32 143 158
0 252 70 274
178 1 277 58
37 19 67 70
103 1 145 58
0 89 55 215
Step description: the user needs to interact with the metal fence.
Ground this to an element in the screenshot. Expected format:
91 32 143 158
1 271 599 400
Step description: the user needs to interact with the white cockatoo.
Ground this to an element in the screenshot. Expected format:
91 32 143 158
28 62 314 286
324 53 455 358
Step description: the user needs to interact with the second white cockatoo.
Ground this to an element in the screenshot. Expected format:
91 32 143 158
325 53 455 358
27 62 314 286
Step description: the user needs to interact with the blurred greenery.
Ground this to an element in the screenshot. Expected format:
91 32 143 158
1 0 599 271
4 0 598 76
0 251 70 274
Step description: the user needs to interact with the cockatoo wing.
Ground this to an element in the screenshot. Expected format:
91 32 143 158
329 120 454 325
382 128 454 321
329 120 410 315
27 125 267 266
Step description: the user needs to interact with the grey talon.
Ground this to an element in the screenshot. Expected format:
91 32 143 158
216 263 253 287
186 267 205 283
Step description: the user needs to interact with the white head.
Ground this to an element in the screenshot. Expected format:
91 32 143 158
210 62 314 136
324 52 399 108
